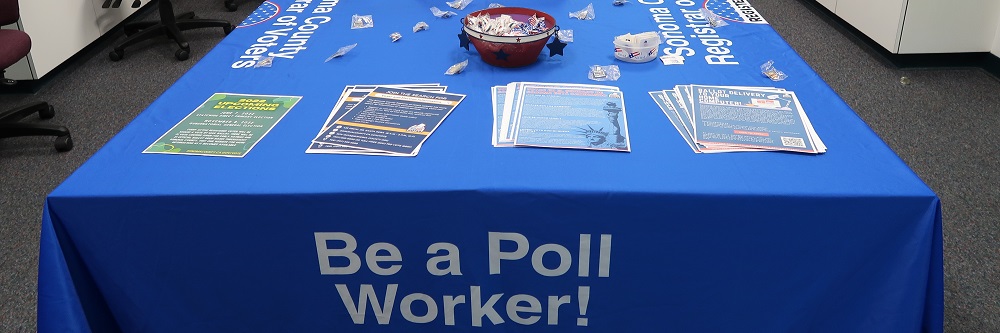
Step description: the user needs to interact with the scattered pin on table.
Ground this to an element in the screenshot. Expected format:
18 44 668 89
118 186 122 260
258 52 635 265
591 66 606 78
351 15 373 29
413 21 429 32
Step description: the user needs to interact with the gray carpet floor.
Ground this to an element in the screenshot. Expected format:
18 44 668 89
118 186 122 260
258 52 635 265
1 0 997 331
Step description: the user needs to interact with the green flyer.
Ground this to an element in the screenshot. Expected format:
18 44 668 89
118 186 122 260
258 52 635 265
143 93 302 157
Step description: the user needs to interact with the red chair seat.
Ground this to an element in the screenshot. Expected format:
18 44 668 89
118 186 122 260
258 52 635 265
0 29 30 69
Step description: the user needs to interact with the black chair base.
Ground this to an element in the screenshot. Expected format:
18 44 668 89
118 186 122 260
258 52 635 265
101 0 141 8
0 102 73 152
225 0 262 12
110 0 233 61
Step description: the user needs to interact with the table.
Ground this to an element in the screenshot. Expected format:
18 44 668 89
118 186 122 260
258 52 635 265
37 0 943 332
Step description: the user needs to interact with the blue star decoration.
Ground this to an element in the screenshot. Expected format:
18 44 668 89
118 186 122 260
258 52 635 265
458 30 471 50
547 36 567 57
494 49 510 61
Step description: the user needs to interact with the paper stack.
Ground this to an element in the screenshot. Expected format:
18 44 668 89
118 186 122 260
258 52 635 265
307 84 465 156
649 85 825 153
493 82 630 152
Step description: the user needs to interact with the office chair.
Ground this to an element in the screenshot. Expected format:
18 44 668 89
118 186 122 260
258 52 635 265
107 0 234 61
0 0 73 152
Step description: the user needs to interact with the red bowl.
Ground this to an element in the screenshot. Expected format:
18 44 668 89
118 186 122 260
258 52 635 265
463 7 556 67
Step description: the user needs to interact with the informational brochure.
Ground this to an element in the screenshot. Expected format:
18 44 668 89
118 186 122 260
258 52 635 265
307 84 447 155
497 82 524 146
661 90 696 145
650 90 750 153
311 86 465 156
691 85 817 153
648 84 825 154
491 86 512 147
495 82 629 152
513 84 629 151
649 91 699 153
143 93 301 157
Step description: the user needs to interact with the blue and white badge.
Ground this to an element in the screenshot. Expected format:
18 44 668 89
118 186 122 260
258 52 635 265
238 0 280 28
703 0 768 24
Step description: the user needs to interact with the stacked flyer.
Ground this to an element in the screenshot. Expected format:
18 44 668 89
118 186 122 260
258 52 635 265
143 93 302 158
649 85 826 154
308 84 465 156
493 82 630 152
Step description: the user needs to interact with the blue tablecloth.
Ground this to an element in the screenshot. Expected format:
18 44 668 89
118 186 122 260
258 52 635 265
37 0 943 332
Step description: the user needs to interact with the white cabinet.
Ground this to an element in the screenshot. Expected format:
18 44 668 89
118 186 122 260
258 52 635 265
993 23 1000 56
825 0 1000 54
833 0 908 53
7 1 144 80
93 1 143 34
815 0 836 12
895 0 1000 54
17 0 102 79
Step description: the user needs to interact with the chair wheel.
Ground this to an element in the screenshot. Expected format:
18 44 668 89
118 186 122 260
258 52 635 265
39 105 55 119
55 135 73 152
225 2 237 11
110 49 124 61
224 25 234 35
124 26 141 36
175 48 190 61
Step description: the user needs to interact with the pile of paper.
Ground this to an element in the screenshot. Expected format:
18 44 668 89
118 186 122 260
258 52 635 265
307 84 465 156
649 85 825 154
493 82 630 152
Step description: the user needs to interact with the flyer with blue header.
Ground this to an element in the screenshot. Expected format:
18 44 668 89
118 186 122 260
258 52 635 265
649 84 825 154
495 82 629 152
513 85 629 152
690 85 818 153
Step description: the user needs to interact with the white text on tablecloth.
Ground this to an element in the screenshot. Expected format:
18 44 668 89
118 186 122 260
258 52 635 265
313 231 613 327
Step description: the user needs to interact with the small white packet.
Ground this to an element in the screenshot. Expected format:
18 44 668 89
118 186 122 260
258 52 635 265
446 0 473 10
431 7 458 18
254 56 274 68
659 55 684 65
390 32 402 42
557 29 574 42
612 0 628 5
700 8 728 27
570 3 595 20
588 65 620 81
413 21 429 32
488 3 503 8
760 60 787 81
325 43 358 62
351 15 373 29
445 59 469 75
